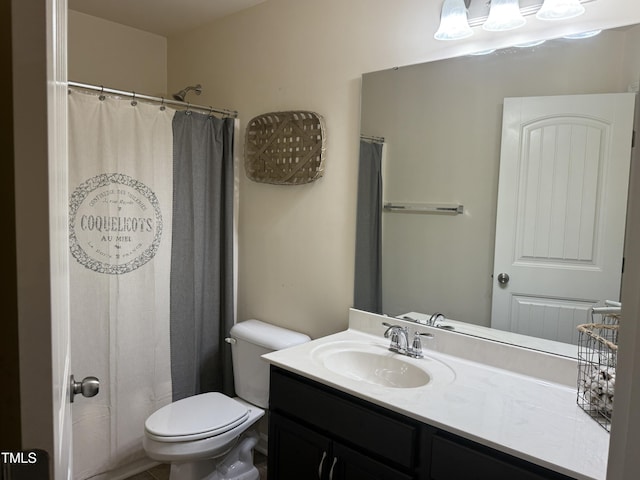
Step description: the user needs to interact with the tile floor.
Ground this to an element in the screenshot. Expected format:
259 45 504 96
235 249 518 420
125 452 267 480
125 464 169 480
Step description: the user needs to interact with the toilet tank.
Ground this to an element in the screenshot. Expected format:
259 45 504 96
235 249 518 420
229 319 310 408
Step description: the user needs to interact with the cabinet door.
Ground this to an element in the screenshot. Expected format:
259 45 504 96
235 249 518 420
430 435 574 480
333 443 414 480
268 412 331 480
270 367 420 469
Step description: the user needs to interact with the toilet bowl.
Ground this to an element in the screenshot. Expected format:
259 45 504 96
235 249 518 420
142 319 310 480
143 395 264 462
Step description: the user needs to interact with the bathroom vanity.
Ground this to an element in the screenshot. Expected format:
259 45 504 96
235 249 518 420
263 309 609 480
269 366 576 479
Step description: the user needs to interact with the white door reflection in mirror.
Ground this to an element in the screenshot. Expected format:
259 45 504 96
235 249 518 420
492 93 635 342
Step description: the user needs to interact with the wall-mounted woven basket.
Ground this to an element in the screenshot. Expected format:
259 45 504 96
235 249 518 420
245 111 326 185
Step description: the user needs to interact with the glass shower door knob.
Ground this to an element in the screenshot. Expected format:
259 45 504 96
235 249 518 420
70 374 100 403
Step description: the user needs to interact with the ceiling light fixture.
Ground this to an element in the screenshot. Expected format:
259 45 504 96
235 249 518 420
435 0 593 41
483 0 526 32
434 0 473 41
536 0 585 21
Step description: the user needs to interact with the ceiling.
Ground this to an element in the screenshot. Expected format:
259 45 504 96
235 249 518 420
68 0 267 36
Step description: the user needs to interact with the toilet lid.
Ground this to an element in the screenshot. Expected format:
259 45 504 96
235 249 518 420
145 392 249 442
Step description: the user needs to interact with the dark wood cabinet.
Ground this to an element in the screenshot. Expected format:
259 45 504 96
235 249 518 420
268 412 330 479
332 442 415 480
429 433 574 480
269 412 413 480
268 366 575 480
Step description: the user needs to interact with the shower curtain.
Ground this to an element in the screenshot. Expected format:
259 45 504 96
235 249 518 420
68 91 235 479
170 112 236 401
354 140 383 314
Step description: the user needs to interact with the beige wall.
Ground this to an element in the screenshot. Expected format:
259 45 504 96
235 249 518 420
362 27 639 326
68 10 167 95
166 0 640 340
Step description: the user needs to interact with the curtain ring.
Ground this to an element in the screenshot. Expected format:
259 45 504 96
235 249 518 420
160 97 166 111
99 86 106 101
131 92 138 107
185 103 192 115
208 106 214 118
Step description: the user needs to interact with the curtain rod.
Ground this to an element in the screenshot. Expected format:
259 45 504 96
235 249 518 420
68 81 238 118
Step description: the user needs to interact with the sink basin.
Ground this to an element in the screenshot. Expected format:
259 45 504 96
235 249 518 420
310 340 454 389
321 349 430 388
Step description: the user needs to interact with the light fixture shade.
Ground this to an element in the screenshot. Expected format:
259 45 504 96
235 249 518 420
435 0 473 41
514 39 546 48
563 29 602 39
536 0 585 21
469 48 497 56
483 0 526 32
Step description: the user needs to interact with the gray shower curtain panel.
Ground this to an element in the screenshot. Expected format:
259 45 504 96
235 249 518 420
354 140 383 314
170 112 235 401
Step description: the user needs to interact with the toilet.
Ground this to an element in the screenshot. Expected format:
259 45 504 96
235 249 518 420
143 319 310 480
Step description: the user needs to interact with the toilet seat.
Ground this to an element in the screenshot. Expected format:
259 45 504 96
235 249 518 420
143 396 265 464
145 392 249 442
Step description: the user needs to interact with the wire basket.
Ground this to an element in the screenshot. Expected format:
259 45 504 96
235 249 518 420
576 313 619 432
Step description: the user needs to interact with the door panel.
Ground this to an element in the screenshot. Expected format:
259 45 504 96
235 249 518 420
50 0 72 477
333 443 413 480
492 93 635 342
517 121 602 263
268 412 331 480
509 296 592 345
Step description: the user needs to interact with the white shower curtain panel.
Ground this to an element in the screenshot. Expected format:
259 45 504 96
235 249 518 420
68 92 174 479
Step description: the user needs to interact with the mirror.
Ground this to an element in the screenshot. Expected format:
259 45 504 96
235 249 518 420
357 25 640 357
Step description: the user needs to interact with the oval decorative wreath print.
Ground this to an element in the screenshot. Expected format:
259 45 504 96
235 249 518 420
69 173 163 275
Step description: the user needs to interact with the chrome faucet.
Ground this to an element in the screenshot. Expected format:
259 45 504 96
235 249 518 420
383 323 409 353
428 312 445 327
382 322 433 358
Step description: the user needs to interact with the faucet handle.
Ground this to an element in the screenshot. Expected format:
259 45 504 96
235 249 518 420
415 331 434 339
409 332 434 358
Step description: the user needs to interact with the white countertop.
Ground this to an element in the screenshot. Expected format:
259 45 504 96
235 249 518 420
263 326 610 480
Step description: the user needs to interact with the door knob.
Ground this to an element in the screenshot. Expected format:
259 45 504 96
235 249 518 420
70 375 100 403
497 273 510 285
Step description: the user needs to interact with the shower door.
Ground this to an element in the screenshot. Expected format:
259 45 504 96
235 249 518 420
491 93 635 342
